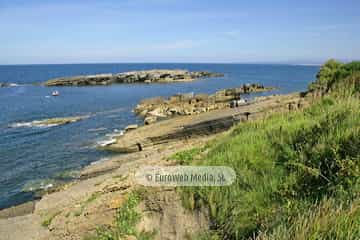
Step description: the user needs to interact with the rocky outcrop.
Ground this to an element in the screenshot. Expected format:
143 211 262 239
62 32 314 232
10 116 88 128
124 124 138 132
134 83 274 124
106 93 305 154
44 70 224 86
137 188 210 240
0 82 18 87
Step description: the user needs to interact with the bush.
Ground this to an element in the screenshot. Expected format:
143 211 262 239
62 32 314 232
309 59 360 95
272 99 360 200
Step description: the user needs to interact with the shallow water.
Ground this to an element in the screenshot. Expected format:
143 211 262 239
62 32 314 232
0 63 319 209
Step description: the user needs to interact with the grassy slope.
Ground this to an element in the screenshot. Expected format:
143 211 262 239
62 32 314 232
173 60 360 239
88 60 360 240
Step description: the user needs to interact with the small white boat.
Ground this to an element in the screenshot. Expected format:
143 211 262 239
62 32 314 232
52 90 60 96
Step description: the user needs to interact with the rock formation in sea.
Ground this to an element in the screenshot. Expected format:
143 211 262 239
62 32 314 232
0 82 16 87
43 69 224 86
134 83 275 124
10 116 88 128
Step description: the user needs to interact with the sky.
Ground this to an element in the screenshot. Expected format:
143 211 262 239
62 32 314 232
0 0 359 64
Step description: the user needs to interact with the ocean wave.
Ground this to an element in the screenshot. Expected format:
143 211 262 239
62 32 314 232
90 157 110 165
96 138 117 147
88 127 107 132
54 170 80 180
95 129 124 147
22 179 56 192
0 82 20 87
94 107 127 116
9 121 62 128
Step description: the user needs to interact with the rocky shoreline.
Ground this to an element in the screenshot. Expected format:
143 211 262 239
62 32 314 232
44 69 223 86
105 92 306 154
134 83 275 125
0 90 309 240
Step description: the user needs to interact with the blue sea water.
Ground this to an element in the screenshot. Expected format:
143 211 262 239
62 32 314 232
0 63 319 209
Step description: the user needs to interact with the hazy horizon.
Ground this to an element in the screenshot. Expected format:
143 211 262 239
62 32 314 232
0 61 325 66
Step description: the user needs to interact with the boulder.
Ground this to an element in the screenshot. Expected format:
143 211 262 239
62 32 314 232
0 82 10 87
148 108 167 118
168 107 181 115
144 116 157 125
138 110 148 117
125 124 138 132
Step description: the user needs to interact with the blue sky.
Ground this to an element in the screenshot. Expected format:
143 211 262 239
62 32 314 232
0 0 359 64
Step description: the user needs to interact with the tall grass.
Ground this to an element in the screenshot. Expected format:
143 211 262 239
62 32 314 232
256 198 360 240
175 60 360 239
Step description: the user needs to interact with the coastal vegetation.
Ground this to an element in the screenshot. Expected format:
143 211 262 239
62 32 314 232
172 59 360 239
41 211 62 228
86 192 155 240
84 60 360 239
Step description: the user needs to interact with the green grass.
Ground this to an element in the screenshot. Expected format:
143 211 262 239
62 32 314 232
85 191 155 240
174 60 360 239
171 147 202 165
86 60 360 239
74 191 102 217
256 198 360 240
41 211 62 227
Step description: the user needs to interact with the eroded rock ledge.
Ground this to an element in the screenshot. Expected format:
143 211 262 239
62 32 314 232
105 93 307 154
44 69 223 86
134 83 275 125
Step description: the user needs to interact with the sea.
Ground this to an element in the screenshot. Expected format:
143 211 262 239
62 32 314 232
0 63 319 209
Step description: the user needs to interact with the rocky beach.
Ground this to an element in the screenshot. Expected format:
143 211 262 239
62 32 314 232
2 0 357 238
0 87 309 240
0 63 321 240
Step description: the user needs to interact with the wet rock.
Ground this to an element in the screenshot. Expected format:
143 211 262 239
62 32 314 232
148 108 167 118
10 116 88 128
125 124 138 132
0 82 15 87
138 109 148 117
144 116 157 125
